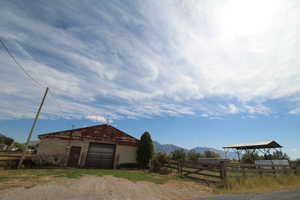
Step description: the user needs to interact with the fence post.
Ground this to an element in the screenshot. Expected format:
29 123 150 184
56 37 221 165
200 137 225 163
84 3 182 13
220 161 227 181
179 160 183 177
271 161 276 176
177 160 180 176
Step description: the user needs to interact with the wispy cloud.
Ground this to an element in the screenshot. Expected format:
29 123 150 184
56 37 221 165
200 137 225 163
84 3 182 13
0 0 300 121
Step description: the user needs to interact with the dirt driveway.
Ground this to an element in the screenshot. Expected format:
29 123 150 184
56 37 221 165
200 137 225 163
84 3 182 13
0 175 212 200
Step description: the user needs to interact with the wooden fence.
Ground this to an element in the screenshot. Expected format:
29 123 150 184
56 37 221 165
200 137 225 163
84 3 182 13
164 160 226 183
0 154 32 169
164 160 300 183
225 162 300 178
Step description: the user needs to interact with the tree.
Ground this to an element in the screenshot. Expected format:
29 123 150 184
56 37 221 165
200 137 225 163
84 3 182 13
242 152 262 163
204 150 220 158
270 151 290 160
0 136 13 146
136 131 154 168
187 150 203 162
171 149 186 161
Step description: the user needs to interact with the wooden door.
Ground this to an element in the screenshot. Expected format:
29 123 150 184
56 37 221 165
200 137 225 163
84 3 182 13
67 146 81 167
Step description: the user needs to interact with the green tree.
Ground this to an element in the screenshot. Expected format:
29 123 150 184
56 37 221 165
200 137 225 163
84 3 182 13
187 150 203 162
12 143 25 152
0 136 13 146
136 131 154 168
204 150 220 158
171 149 186 161
270 151 290 160
242 152 262 163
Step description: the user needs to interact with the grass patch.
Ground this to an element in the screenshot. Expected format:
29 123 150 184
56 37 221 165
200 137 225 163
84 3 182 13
215 173 300 194
0 169 176 190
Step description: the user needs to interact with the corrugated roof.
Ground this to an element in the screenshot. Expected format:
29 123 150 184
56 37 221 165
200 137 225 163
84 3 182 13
223 140 282 149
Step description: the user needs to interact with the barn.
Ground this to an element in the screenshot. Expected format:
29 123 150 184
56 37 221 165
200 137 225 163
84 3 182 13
37 124 138 169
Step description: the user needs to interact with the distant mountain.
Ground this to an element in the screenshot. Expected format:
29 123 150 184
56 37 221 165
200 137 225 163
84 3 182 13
153 141 237 159
153 141 185 154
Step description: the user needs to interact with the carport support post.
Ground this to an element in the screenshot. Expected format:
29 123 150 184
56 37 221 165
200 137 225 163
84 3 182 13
18 87 49 169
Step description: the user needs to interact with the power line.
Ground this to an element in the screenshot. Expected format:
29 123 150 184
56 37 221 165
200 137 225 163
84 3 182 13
0 38 87 130
0 38 44 88
0 38 69 120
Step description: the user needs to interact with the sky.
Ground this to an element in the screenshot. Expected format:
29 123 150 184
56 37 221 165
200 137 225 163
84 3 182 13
0 0 300 159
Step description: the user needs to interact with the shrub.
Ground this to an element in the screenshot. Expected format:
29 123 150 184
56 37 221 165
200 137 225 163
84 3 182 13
171 149 186 161
150 152 170 173
32 153 67 167
136 131 154 168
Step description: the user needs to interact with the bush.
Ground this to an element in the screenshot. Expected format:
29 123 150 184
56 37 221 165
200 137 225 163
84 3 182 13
117 162 139 169
150 152 170 173
32 153 67 167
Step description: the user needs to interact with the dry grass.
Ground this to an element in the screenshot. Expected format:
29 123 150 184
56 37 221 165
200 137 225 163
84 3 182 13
215 173 300 194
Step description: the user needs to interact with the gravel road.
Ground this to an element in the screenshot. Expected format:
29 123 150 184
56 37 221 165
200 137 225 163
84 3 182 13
189 189 300 200
0 175 211 200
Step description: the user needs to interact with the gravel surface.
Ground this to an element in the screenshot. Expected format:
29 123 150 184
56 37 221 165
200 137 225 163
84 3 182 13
189 189 300 200
0 175 212 200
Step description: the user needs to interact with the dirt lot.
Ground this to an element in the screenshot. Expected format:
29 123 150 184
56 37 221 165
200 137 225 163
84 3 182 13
0 175 212 200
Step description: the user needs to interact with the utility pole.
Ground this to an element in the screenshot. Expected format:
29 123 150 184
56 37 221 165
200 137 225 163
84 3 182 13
18 87 49 169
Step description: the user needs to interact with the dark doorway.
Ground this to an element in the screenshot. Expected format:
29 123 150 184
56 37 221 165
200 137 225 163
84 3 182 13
85 143 115 169
67 146 81 167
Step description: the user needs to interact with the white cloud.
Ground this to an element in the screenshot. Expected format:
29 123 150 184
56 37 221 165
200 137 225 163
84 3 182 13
85 115 107 123
0 0 300 120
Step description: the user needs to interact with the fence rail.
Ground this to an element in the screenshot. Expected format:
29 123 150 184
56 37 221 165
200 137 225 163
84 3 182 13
164 160 300 183
0 154 33 169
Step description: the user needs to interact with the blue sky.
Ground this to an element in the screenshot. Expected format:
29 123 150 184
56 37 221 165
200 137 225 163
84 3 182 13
0 0 300 159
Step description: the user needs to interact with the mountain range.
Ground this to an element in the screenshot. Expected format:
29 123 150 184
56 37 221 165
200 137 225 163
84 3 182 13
0 132 7 138
153 141 237 159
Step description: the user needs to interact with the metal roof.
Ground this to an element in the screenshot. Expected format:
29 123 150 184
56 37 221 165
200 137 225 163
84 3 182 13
223 140 282 150
38 124 139 146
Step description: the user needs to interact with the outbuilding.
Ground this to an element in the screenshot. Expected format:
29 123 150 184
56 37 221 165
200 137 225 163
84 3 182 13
37 124 138 169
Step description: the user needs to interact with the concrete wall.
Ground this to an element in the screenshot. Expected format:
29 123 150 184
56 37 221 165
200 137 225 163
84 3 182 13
37 138 137 168
115 145 137 165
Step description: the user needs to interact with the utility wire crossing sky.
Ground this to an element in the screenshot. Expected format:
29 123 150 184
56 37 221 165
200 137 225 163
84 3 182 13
0 0 300 158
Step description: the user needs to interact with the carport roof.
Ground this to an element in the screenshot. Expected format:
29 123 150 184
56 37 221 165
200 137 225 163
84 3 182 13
223 140 282 150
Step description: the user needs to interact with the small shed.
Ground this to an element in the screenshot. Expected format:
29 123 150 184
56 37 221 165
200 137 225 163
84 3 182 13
37 124 139 169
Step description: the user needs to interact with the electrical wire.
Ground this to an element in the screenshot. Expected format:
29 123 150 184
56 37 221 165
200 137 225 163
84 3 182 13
0 38 44 88
1 38 74 129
